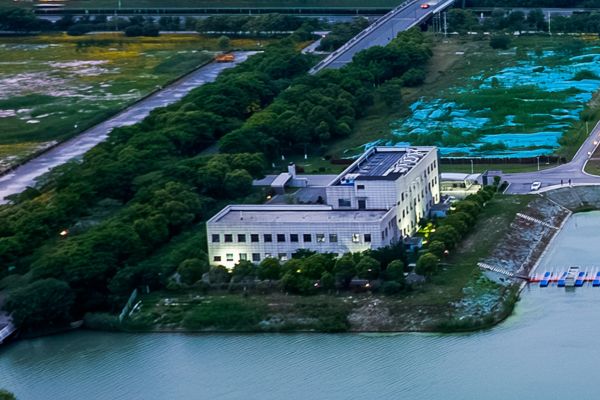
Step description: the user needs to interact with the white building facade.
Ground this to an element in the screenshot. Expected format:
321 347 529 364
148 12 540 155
207 146 440 268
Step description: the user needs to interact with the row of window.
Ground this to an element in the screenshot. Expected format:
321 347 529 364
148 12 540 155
212 233 372 244
214 251 343 264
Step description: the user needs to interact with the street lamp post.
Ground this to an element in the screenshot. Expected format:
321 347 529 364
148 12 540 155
470 159 474 174
537 156 540 171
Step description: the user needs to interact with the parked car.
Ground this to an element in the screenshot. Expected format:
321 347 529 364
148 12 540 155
530 181 542 191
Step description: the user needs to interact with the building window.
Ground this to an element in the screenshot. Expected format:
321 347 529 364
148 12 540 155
211 234 220 243
226 253 234 262
224 234 233 243
278 253 288 261
316 234 325 243
213 256 221 262
357 184 365 190
239 253 247 261
238 234 246 243
264 234 272 242
329 233 338 243
303 234 312 242
251 234 259 243
252 253 261 262
338 199 351 207
290 234 299 242
352 233 360 243
365 234 372 243
277 234 286 242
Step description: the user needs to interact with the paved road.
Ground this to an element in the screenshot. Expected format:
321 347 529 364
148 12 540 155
502 121 600 194
311 0 454 72
0 51 257 203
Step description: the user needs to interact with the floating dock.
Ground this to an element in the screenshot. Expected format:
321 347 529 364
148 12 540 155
529 266 600 288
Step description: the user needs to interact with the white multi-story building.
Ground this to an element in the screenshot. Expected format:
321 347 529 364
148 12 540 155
207 146 440 268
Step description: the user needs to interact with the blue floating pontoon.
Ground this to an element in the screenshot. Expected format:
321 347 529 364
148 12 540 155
540 272 551 288
593 272 600 287
558 272 567 287
575 271 586 287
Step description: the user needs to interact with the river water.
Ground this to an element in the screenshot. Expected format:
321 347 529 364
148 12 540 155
1 212 599 400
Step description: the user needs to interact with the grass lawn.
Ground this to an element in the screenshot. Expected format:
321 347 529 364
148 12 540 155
584 141 600 175
0 33 276 171
322 35 600 170
440 161 557 174
121 194 533 333
398 195 532 310
127 290 353 332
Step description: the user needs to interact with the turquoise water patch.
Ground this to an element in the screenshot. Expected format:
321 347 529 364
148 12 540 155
389 48 600 158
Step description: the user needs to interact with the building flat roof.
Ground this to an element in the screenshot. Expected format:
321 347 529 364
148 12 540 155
334 146 435 184
210 205 390 224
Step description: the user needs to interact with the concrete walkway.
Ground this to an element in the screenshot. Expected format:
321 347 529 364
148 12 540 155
0 51 257 203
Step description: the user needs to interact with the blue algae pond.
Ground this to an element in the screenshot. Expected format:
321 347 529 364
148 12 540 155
387 48 600 158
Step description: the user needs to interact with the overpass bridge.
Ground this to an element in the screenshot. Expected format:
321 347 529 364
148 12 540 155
309 0 455 73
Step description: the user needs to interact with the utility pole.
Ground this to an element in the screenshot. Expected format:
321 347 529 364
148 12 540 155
548 11 551 35
443 11 448 38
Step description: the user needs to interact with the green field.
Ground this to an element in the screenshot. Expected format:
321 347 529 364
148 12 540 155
4 0 401 9
0 33 274 172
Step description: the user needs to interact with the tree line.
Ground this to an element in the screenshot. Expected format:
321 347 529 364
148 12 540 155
0 41 314 332
219 28 432 158
449 7 600 34
0 8 325 38
0 28 433 334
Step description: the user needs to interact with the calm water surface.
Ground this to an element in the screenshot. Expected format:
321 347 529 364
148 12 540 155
1 212 600 400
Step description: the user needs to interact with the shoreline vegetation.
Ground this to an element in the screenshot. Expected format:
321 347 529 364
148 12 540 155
5 11 600 343
80 193 588 336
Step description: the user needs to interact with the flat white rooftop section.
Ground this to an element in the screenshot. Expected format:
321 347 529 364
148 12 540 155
441 172 482 181
332 146 437 185
253 174 338 187
209 205 390 224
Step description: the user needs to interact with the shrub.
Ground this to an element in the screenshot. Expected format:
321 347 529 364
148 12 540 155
83 312 121 331
356 256 381 280
208 265 231 284
383 259 405 284
430 225 461 250
5 278 74 331
415 253 439 276
490 35 511 50
177 258 209 285
0 389 16 400
257 257 280 280
218 35 231 51
333 254 356 288
382 281 403 295
428 240 446 258
281 270 313 294
401 67 426 87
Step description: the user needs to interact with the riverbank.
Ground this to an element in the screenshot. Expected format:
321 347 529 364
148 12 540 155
0 190 591 342
111 189 596 335
88 194 537 335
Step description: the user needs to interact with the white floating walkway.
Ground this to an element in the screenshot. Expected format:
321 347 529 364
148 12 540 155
516 213 560 230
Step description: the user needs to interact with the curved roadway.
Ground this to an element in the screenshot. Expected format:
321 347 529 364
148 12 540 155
502 120 600 194
312 0 454 72
0 51 257 203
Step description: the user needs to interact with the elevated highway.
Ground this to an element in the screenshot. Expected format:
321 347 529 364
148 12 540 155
310 0 455 73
